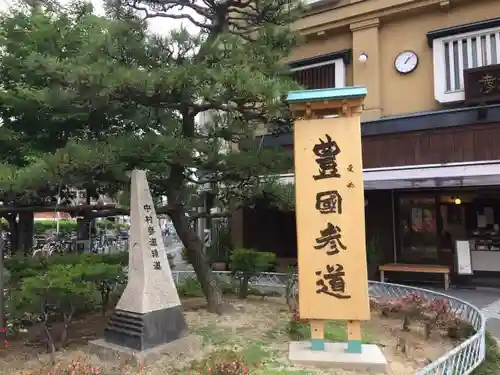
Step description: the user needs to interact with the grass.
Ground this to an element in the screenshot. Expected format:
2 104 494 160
191 324 232 346
290 320 375 344
184 302 383 374
186 318 376 374
472 332 500 375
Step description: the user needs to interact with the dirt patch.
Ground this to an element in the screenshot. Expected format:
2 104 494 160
1 296 458 375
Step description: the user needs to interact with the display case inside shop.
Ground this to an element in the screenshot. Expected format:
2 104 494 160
470 233 500 251
468 205 500 251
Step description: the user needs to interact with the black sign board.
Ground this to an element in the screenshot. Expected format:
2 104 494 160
464 63 500 105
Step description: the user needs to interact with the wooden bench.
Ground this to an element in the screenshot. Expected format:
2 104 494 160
379 263 451 290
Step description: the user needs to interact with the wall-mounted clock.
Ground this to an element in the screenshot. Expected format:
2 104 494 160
394 51 419 74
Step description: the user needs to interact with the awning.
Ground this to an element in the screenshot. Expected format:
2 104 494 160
275 160 500 190
364 160 500 190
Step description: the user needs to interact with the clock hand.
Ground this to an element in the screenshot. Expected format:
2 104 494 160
405 56 411 64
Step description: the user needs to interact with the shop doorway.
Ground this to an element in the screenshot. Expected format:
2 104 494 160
395 189 500 286
398 196 439 265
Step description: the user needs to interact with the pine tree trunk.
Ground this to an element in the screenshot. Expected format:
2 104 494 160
168 207 225 315
167 113 226 314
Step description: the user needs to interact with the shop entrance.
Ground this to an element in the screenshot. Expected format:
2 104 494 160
394 188 500 286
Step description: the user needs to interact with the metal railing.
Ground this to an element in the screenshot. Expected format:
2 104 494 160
172 270 486 375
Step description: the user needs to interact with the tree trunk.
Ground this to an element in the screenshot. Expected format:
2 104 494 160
43 322 56 365
18 212 34 256
168 207 225 314
166 109 226 314
100 285 110 316
60 307 74 348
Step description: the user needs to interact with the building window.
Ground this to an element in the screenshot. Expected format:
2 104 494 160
290 58 346 90
432 26 500 103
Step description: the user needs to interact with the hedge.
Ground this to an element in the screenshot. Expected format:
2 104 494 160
33 220 128 235
0 219 128 236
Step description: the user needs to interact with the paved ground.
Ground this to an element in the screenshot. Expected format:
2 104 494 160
165 240 193 271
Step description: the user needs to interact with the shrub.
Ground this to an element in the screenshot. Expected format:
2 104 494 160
98 252 128 267
75 262 126 315
9 265 95 364
229 249 275 299
373 294 472 340
6 256 127 363
177 278 204 297
4 255 49 281
5 252 128 281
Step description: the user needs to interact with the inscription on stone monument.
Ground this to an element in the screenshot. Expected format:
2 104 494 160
103 170 187 351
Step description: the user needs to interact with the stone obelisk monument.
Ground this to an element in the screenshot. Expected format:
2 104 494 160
90 170 197 363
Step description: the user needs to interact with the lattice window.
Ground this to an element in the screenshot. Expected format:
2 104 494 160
432 26 500 103
290 58 346 90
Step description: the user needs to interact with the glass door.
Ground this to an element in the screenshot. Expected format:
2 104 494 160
398 196 439 264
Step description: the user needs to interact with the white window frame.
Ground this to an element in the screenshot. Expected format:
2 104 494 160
290 58 346 89
432 25 500 103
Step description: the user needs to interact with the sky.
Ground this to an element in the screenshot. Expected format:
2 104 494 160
0 0 200 35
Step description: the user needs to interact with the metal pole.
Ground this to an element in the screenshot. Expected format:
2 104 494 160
56 196 61 235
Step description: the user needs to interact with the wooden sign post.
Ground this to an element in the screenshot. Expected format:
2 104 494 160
288 87 371 356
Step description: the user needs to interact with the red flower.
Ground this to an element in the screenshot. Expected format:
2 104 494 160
3 339 8 345
0 328 6 334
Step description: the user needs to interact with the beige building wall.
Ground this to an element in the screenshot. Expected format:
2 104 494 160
291 0 500 119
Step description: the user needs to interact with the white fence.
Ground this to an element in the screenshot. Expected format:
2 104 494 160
172 271 486 375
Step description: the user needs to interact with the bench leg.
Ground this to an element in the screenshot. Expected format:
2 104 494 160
380 270 385 282
444 273 450 291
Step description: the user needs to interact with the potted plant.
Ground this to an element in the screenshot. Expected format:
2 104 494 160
366 236 382 281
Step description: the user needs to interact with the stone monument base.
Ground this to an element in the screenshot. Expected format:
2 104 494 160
288 341 387 373
89 334 201 366
103 307 187 351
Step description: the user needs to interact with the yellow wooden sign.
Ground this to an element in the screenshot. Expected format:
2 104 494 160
294 115 370 321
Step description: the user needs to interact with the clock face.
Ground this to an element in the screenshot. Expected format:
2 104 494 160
394 51 418 74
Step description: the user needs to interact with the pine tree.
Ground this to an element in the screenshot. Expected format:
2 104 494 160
0 0 301 313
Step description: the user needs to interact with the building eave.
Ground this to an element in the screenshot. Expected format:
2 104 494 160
288 49 352 68
426 17 500 48
258 103 500 147
295 0 452 35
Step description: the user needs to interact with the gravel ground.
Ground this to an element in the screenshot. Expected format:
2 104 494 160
1 296 457 375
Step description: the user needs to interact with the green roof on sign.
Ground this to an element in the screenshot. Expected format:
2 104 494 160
286 86 367 103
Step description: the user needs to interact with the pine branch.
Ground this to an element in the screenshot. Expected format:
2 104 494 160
127 0 213 30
